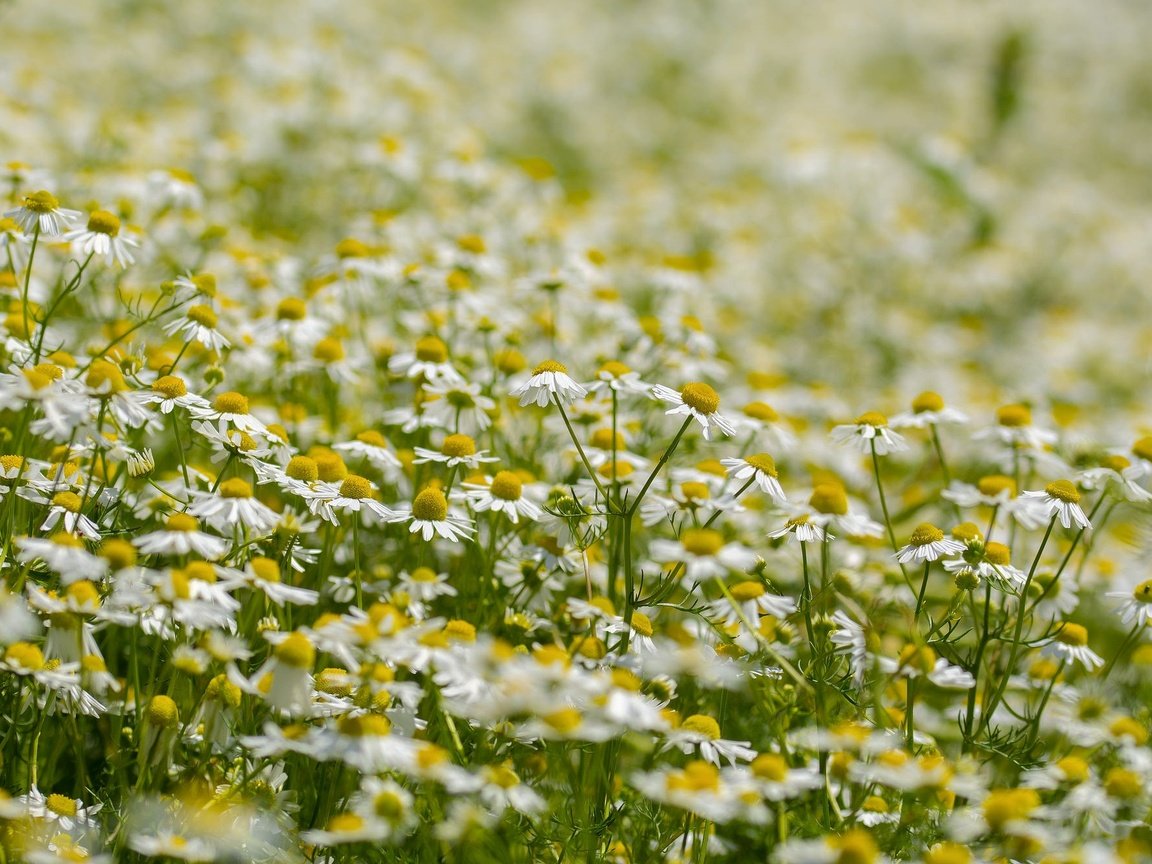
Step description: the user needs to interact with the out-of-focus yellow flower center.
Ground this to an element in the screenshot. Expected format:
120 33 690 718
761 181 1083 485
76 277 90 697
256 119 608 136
810 482 848 516
274 632 316 669
912 391 945 413
218 478 253 499
681 714 722 739
997 404 1032 427
854 411 887 427
1056 623 1088 647
86 210 120 236
414 336 448 363
186 304 217 328
680 528 723 557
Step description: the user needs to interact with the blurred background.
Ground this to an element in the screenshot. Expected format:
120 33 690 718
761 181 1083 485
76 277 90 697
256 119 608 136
4 0 1152 422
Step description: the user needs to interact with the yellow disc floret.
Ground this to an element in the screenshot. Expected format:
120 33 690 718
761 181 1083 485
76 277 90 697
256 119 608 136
680 382 720 414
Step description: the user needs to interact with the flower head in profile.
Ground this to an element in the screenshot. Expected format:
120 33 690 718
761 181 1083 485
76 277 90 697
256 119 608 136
721 454 786 502
652 382 735 441
1021 480 1090 530
889 391 968 430
895 523 965 564
510 360 587 408
4 190 81 235
1106 579 1152 627
830 412 907 455
62 209 139 267
1043 622 1104 670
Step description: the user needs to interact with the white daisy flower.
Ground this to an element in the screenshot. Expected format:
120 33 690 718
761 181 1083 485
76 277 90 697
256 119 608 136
421 380 496 432
1021 479 1091 530
894 523 966 564
304 474 396 525
888 391 969 429
974 403 1058 451
767 513 829 543
464 470 542 523
163 304 230 352
830 411 908 456
721 454 786 502
830 610 869 687
188 391 268 435
188 478 279 536
388 488 474 542
134 374 211 414
4 190 81 236
583 360 652 396
1106 578 1152 627
510 359 587 408
666 714 756 765
61 209 139 268
649 528 758 583
387 335 463 385
333 430 403 475
413 433 499 469
1078 455 1152 503
652 381 735 441
133 512 230 559
1042 622 1104 670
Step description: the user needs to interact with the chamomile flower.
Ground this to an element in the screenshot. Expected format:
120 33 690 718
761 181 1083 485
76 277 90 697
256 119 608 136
5 190 81 236
189 478 279 536
413 433 499 469
767 513 829 543
1107 578 1152 627
389 487 474 542
464 470 542 523
649 528 758 582
1078 454 1152 503
421 380 496 432
248 631 316 715
894 523 966 564
1022 480 1091 530
510 359 587 407
667 714 756 765
132 512 230 559
974 403 1058 450
888 391 969 429
305 474 395 525
583 360 652 396
1043 623 1104 670
333 430 403 474
721 453 786 501
652 381 735 441
61 210 139 268
163 304 230 352
388 335 463 385
830 412 908 455
189 391 267 435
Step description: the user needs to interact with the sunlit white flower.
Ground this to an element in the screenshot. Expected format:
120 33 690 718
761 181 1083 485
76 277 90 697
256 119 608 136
721 454 786 501
464 470 542 524
389 488 474 542
649 528 758 582
189 478 279 536
830 411 907 455
510 359 587 408
652 381 735 441
1042 622 1104 670
61 209 139 268
5 190 81 236
1021 479 1090 530
164 303 230 351
133 512 230 559
413 433 499 469
888 391 968 429
1107 578 1152 627
894 523 965 564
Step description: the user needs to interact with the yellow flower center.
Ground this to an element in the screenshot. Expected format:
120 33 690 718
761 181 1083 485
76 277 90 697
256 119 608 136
414 336 448 363
1132 579 1152 604
984 542 1011 566
145 694 180 728
485 763 522 789
339 474 373 500
924 842 972 864
314 337 344 363
212 391 249 414
742 401 779 422
337 713 392 737
355 430 388 448
983 788 1040 830
1132 436 1152 462
274 633 316 669
751 753 788 782
729 580 766 602
444 619 477 642
52 491 82 513
165 512 199 532
589 428 625 450
680 481 710 501
977 475 1015 497
630 611 653 637
951 522 982 543
666 761 720 793
909 523 945 546
1056 622 1088 647
152 375 188 399
276 297 307 321
854 411 888 427
680 528 724 557
456 233 485 254
599 360 631 378
441 434 476 458
1055 755 1090 784
809 482 848 516
327 812 365 833
191 273 217 297
373 791 406 821
6 642 45 670
489 471 522 501
1105 767 1143 800
833 828 879 864
249 556 280 583
912 391 945 413
1045 479 1080 504
745 454 778 477
285 455 318 482
997 404 1032 427
86 210 120 236
544 707 583 734
186 304 218 328
218 478 253 499
679 382 720 414
411 488 448 522
532 359 568 375
313 452 347 483
86 359 126 393
23 190 60 213
1101 454 1131 472
99 538 137 570
336 237 369 258
1109 716 1149 745
681 714 721 739
46 793 78 817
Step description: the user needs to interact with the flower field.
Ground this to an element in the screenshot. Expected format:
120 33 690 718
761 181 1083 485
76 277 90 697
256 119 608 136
3 1 1152 862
